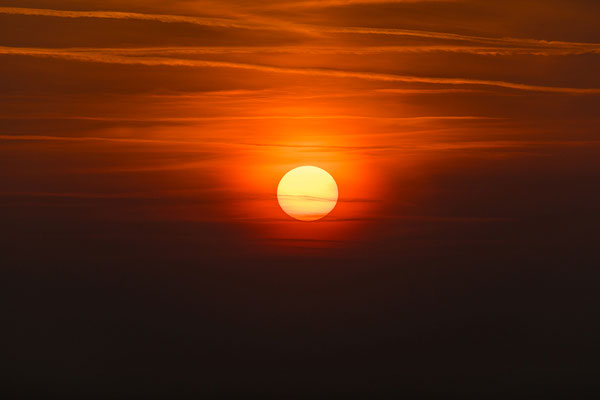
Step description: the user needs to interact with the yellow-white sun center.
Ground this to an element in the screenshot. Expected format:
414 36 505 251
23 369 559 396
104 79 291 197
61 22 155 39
277 166 338 221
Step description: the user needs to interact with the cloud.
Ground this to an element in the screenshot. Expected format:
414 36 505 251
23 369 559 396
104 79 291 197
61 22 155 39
320 26 600 52
2 46 599 94
56 45 600 56
0 6 261 30
0 6 315 35
2 135 596 152
0 134 192 145
0 188 228 200
0 114 498 122
261 0 458 9
3 6 599 55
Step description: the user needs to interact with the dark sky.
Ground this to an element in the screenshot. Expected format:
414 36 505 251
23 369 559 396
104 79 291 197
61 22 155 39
3 0 600 395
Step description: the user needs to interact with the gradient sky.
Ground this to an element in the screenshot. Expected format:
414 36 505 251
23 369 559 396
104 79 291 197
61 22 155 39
3 0 600 395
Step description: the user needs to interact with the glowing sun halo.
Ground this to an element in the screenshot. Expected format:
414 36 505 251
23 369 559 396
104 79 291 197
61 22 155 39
277 166 338 221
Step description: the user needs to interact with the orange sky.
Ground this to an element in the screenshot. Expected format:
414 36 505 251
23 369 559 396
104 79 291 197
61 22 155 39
1 0 600 255
4 1 600 395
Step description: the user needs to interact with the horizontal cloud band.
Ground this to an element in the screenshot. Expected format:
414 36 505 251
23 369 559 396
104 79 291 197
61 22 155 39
1 46 599 94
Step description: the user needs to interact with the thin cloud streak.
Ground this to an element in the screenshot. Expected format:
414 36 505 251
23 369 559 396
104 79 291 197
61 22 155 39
322 26 600 51
0 6 316 35
2 46 599 94
0 135 199 146
2 135 596 152
262 0 458 9
54 45 600 56
0 115 498 122
2 6 600 54
0 6 266 31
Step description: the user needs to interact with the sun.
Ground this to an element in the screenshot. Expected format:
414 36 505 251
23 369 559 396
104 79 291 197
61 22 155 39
277 166 338 221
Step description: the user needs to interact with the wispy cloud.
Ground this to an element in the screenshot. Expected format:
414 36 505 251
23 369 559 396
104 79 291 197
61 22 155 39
2 6 599 55
3 135 596 151
277 194 338 202
0 6 261 30
0 134 196 145
0 115 498 122
2 46 599 94
261 0 458 9
0 6 315 35
54 45 600 56
320 26 600 52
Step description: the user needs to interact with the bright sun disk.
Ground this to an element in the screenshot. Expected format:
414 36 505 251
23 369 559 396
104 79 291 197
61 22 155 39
277 166 338 221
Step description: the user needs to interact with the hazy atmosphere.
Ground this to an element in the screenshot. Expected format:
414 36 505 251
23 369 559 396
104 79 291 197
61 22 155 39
3 0 600 395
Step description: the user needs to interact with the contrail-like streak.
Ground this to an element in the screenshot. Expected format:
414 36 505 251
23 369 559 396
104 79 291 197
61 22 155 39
2 6 600 52
2 46 600 94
